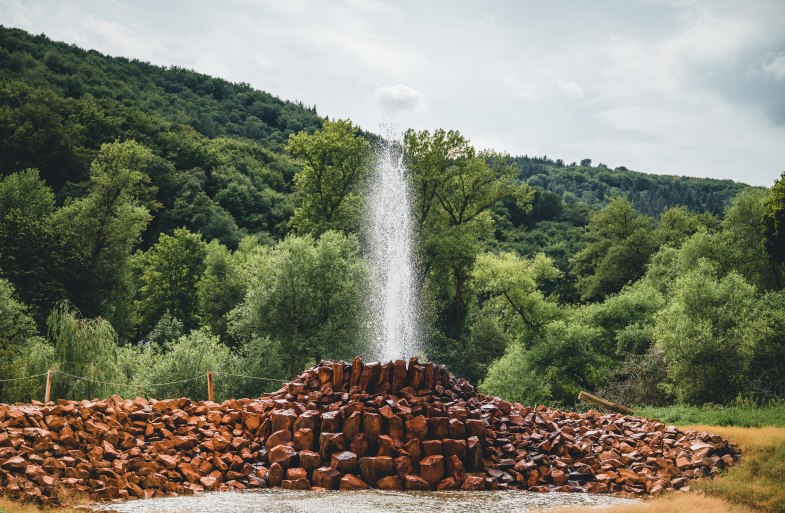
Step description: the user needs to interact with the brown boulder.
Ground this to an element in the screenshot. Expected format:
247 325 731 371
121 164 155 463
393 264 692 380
420 455 445 488
340 473 370 490
331 451 358 474
358 456 394 486
312 466 341 490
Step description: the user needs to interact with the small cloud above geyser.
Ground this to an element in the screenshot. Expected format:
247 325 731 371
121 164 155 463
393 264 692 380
373 84 426 112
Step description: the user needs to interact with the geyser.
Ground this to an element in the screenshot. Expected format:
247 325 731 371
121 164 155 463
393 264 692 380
367 135 419 361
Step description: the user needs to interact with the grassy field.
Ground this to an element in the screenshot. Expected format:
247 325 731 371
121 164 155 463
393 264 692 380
638 403 785 427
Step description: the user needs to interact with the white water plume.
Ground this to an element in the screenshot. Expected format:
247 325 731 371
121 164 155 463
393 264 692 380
366 134 419 361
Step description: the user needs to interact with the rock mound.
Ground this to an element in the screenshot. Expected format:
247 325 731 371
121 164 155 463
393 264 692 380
0 357 737 504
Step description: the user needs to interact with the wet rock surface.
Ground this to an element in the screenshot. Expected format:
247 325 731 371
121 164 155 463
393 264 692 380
0 357 738 504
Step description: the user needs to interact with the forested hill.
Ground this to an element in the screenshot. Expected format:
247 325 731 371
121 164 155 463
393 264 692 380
0 26 322 146
512 156 748 217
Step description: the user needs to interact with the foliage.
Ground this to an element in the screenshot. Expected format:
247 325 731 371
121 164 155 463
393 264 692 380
639 403 785 428
654 264 757 404
46 302 123 401
763 172 785 265
285 119 371 235
135 228 208 335
229 232 368 375
471 252 562 345
138 329 236 401
196 241 245 343
571 197 656 301
0 278 42 400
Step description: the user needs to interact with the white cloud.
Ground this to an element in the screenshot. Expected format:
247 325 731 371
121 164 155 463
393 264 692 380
373 84 426 112
763 52 785 81
555 79 585 99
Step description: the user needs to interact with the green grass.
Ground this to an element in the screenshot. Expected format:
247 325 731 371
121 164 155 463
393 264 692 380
638 402 785 427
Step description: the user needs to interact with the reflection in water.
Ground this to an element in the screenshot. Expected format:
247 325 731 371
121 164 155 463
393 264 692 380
95 489 637 513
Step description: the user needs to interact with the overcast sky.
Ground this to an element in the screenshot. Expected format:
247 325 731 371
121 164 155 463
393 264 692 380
2 0 784 185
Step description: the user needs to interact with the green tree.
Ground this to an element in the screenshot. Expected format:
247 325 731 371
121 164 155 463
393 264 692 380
136 228 208 335
197 240 246 343
229 232 368 375
404 129 534 348
47 302 123 401
763 172 785 267
0 277 42 401
285 119 371 235
470 252 562 346
571 197 656 301
51 141 157 336
0 169 65 319
654 263 757 404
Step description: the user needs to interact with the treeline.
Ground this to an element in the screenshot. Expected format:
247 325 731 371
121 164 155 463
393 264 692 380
1 26 782 408
513 156 748 217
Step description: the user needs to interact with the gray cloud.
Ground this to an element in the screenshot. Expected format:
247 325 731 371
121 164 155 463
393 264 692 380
0 0 783 185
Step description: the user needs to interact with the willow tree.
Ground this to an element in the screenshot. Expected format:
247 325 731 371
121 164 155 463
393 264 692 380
47 302 123 400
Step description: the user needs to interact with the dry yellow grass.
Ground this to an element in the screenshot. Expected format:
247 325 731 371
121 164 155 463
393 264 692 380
0 496 80 513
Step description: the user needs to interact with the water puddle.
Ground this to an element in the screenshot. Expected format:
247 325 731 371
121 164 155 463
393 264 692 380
95 489 638 513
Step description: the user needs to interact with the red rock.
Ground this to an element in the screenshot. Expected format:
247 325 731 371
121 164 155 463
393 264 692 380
406 416 428 440
300 450 321 470
343 411 362 441
358 456 394 486
293 428 315 451
377 475 402 490
420 455 445 488
437 477 457 490
286 467 308 481
267 429 292 449
269 445 297 468
340 473 370 490
551 469 568 485
403 474 430 491
271 409 297 432
461 475 485 490
331 451 358 474
281 478 310 490
312 467 340 491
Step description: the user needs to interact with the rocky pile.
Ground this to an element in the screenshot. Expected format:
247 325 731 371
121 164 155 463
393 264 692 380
0 358 738 505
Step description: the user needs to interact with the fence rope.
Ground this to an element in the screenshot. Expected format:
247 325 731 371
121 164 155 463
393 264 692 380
0 372 50 383
211 371 290 383
51 370 206 388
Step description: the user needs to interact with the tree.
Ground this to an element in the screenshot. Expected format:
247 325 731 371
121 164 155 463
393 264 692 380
763 172 785 266
404 129 534 347
654 263 757 404
0 278 42 401
0 169 65 319
136 228 208 335
46 302 123 401
571 197 656 301
229 232 368 375
470 252 562 346
285 120 371 235
197 240 246 343
51 141 157 337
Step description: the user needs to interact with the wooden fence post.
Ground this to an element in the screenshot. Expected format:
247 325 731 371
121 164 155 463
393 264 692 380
45 369 53 403
207 371 215 402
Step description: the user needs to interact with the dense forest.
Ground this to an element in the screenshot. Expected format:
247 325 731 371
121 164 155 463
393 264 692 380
1 26 783 409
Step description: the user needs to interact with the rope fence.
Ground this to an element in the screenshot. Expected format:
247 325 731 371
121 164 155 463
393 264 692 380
0 368 291 403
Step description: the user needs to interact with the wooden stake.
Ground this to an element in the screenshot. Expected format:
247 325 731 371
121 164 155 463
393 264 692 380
578 390 633 415
207 371 215 402
45 369 53 403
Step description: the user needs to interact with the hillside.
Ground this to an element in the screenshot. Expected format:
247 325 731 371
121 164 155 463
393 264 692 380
0 26 749 239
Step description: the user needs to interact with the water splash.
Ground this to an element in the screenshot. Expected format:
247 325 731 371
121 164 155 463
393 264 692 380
366 134 419 361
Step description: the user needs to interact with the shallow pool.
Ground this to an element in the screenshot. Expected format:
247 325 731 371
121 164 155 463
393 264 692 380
94 489 638 513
